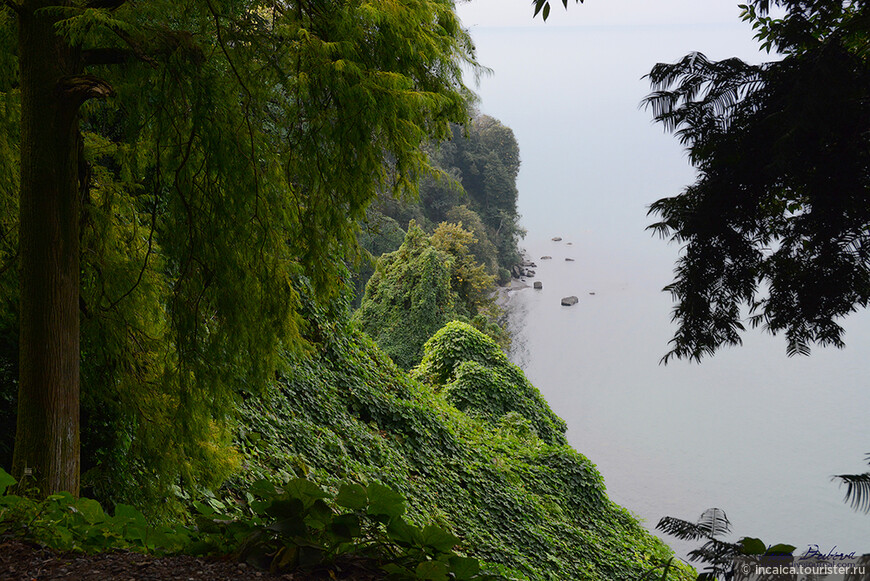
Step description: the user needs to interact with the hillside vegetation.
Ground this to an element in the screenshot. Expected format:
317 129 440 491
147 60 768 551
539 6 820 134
233 291 691 580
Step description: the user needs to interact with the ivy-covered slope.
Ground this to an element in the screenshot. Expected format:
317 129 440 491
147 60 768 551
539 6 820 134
236 300 691 580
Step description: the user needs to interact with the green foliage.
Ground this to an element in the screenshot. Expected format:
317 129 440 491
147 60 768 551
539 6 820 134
1 0 478 508
233 300 690 581
644 0 870 361
0 468 192 554
414 322 566 446
354 222 456 369
372 114 525 275
0 467 499 580
352 210 408 308
450 116 525 269
445 205 499 275
354 222 506 369
192 478 499 579
430 222 497 318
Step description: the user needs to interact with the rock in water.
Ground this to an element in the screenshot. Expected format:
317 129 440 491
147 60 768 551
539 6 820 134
561 296 578 306
565 258 575 262
552 236 562 241
541 255 552 260
534 281 543 290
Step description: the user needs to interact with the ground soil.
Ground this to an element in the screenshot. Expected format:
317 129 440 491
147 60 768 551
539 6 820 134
0 539 383 581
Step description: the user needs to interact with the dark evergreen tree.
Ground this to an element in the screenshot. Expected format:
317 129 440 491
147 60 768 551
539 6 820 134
644 0 870 361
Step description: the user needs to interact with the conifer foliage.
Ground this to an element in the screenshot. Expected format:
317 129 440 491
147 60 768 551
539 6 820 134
0 0 477 501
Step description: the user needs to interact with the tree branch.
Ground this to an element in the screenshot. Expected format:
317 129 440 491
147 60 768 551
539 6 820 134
57 74 115 104
106 27 202 67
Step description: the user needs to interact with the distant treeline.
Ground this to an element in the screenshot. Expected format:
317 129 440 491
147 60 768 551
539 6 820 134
352 114 524 306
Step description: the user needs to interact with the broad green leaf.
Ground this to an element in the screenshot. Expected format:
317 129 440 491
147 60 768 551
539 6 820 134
249 479 278 499
740 537 767 555
329 513 361 541
387 517 421 546
416 560 449 580
335 483 367 510
382 563 415 576
266 498 304 519
192 501 214 516
449 555 480 580
75 497 106 524
195 515 222 534
0 468 16 495
306 498 333 529
284 478 330 502
366 482 405 518
766 543 796 556
421 524 459 553
267 517 307 537
206 497 226 511
114 503 146 526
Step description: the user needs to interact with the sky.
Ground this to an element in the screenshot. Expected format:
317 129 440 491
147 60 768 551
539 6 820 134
456 0 754 28
452 0 775 271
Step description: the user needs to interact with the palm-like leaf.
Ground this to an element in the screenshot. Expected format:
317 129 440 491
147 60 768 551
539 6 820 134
696 508 733 539
656 508 732 542
657 508 741 579
835 453 870 513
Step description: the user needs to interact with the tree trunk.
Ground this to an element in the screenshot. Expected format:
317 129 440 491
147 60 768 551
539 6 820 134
11 0 82 497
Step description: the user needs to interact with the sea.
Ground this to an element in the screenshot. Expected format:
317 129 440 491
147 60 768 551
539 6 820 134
504 233 870 560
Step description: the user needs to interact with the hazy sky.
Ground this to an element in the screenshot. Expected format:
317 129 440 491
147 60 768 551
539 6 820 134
452 0 772 259
456 0 752 28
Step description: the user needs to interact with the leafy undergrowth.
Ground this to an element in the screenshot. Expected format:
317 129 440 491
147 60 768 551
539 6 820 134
0 299 695 580
0 468 494 580
233 301 695 580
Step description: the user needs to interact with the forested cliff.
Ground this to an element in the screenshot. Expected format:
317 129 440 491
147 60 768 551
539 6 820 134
0 0 689 578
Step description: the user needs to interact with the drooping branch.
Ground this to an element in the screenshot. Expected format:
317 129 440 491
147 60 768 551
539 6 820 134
107 27 203 67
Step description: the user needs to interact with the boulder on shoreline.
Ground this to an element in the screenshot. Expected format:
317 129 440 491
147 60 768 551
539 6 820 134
561 296 579 306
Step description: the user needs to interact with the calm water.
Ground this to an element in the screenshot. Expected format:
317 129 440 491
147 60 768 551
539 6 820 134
505 233 870 559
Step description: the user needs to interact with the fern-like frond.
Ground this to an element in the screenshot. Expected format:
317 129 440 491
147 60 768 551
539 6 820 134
834 469 870 513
